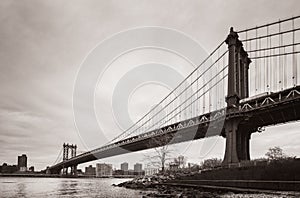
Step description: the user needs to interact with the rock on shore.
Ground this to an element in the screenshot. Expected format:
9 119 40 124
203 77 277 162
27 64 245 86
116 175 173 188
114 174 220 197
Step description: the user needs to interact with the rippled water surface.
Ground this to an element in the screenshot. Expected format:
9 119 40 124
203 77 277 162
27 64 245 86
0 177 298 197
0 177 142 198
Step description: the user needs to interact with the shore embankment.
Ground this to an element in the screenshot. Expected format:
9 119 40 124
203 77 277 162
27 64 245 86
115 159 300 197
116 175 300 197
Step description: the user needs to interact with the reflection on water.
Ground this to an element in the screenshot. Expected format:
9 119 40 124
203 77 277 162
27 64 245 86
17 183 26 197
0 177 142 198
58 180 79 196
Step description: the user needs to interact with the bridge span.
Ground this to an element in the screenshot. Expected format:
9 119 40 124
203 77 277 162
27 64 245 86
48 16 300 175
49 85 300 174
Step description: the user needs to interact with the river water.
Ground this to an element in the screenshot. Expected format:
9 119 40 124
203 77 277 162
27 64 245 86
0 177 143 198
0 177 298 198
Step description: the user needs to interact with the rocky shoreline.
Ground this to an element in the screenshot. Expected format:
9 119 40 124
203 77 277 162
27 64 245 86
113 174 298 198
114 175 223 197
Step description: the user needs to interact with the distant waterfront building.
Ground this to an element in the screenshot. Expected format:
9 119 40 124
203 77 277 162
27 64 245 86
145 167 159 176
96 163 112 177
134 163 142 172
0 163 18 173
134 163 143 175
121 162 128 171
85 165 96 176
76 169 83 176
128 169 135 175
17 154 27 172
113 169 124 176
29 166 34 172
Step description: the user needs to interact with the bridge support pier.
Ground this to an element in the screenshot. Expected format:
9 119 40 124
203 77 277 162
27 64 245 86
71 165 77 176
223 119 251 164
223 27 252 165
62 167 68 175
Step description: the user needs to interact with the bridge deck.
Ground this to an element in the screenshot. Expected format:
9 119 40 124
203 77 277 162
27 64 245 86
48 86 300 173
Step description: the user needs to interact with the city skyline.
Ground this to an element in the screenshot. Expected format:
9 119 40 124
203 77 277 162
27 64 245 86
0 154 148 173
1 0 300 171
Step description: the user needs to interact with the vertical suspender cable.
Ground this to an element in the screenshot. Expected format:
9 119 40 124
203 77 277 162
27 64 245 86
217 48 220 109
190 73 193 118
209 62 212 112
279 21 282 90
166 97 169 126
173 95 176 123
170 95 172 124
270 26 273 92
292 18 297 86
224 52 226 107
255 28 258 94
282 25 286 88
280 21 285 89
266 26 270 93
246 31 248 51
265 26 267 92
192 73 194 117
259 35 262 93
196 64 199 115
184 81 187 120
208 62 214 112
179 85 181 121
203 64 206 114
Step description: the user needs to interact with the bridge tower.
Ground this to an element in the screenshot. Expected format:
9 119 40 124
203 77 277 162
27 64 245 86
223 27 252 164
62 143 69 175
70 144 77 176
62 143 77 175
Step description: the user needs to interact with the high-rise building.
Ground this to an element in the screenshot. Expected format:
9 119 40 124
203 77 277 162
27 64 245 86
85 165 96 176
145 167 159 176
134 163 143 173
17 154 27 172
121 162 128 171
96 163 112 177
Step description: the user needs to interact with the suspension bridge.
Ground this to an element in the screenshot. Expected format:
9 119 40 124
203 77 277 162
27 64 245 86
48 16 300 175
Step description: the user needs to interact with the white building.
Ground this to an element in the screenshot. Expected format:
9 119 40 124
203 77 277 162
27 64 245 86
144 167 159 176
96 163 112 177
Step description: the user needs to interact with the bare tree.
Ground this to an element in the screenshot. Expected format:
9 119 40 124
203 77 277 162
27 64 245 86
143 134 174 173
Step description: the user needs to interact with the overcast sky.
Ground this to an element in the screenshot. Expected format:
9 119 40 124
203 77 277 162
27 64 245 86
1 0 300 171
